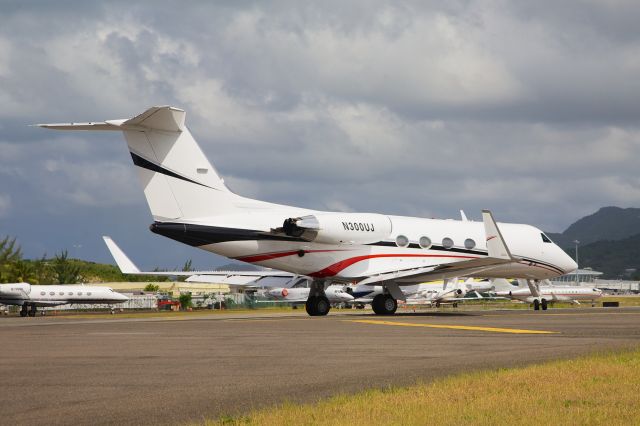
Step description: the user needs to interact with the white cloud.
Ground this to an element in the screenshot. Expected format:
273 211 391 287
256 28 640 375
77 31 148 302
2 1 640 263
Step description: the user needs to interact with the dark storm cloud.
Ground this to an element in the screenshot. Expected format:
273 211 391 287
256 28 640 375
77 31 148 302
1 0 639 267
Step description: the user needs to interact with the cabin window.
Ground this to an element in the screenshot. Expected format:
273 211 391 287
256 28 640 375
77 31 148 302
49 292 55 296
87 292 92 296
40 291 45 296
68 292 73 296
78 292 82 296
442 237 454 249
419 236 432 249
541 233 553 243
464 238 476 250
59 292 64 296
395 235 409 248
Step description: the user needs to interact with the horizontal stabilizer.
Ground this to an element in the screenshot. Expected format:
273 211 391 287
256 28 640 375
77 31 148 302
122 106 185 132
36 122 120 131
37 106 185 132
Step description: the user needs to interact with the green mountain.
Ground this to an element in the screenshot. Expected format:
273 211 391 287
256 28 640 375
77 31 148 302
548 206 640 248
567 234 640 279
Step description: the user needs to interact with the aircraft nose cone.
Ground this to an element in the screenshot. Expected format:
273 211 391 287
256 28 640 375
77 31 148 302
561 254 578 274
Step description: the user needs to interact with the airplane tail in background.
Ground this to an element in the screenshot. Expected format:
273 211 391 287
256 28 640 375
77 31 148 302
39 106 247 221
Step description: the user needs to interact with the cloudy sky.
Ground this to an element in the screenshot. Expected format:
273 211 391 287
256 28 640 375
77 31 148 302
1 1 639 269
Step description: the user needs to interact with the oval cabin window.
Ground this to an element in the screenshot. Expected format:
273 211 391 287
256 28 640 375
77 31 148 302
419 236 432 249
395 235 409 248
442 238 454 249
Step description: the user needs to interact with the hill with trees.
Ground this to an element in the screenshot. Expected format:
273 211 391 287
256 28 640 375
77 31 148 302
547 207 640 248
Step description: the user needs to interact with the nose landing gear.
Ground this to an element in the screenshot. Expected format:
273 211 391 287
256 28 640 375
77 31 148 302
533 298 548 311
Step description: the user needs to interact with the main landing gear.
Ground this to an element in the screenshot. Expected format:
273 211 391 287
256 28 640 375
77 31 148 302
305 280 331 316
372 294 397 315
533 299 548 311
20 303 37 317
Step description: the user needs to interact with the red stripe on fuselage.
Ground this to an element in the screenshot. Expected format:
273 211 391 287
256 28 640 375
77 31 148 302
308 253 479 278
235 249 346 263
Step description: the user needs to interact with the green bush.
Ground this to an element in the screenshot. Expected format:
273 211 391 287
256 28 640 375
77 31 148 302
178 293 192 310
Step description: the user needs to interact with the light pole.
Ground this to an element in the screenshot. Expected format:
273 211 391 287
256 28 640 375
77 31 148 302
573 240 580 285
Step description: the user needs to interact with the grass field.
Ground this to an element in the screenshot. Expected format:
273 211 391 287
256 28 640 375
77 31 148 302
203 348 640 425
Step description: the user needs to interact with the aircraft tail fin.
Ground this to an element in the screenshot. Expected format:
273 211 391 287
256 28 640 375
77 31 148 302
102 236 141 274
39 106 245 221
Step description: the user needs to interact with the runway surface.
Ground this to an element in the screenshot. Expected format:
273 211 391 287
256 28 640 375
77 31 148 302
1 308 639 425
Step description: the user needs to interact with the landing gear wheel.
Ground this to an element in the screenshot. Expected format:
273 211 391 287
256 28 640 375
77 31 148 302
315 296 330 316
305 296 331 316
533 299 540 311
541 299 548 310
305 296 317 316
28 306 37 317
372 294 397 315
20 305 28 317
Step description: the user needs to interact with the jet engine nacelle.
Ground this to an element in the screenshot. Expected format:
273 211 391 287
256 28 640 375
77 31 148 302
282 213 392 245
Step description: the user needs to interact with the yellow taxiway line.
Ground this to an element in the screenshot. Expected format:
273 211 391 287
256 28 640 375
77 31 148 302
348 319 558 334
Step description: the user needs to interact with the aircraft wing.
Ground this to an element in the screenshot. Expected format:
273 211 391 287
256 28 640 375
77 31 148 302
103 236 300 287
357 210 519 286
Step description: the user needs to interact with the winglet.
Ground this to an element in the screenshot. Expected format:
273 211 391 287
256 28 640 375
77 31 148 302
102 236 141 274
482 210 513 260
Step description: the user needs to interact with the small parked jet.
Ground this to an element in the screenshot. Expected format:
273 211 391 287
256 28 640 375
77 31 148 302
403 278 496 307
0 283 129 317
40 106 578 316
265 285 354 304
493 279 603 310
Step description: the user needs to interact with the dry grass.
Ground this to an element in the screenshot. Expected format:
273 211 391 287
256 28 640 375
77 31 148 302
203 348 640 426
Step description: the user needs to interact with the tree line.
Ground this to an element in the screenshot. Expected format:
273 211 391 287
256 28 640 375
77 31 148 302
0 236 82 284
0 235 179 284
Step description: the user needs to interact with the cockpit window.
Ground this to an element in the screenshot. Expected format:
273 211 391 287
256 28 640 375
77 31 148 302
541 233 553 243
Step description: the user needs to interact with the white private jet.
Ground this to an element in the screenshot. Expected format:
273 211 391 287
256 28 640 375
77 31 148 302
347 278 492 306
493 279 603 310
403 278 497 307
265 285 354 304
39 106 577 316
0 283 129 317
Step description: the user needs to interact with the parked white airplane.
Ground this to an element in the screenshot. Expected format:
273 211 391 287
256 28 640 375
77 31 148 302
0 283 129 317
404 278 496 307
265 285 354 304
493 279 603 310
347 278 493 306
40 106 577 316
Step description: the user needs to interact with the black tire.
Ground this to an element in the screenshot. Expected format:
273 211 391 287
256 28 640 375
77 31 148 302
28 310 36 317
372 294 397 315
305 296 317 316
315 296 331 316
372 294 384 314
541 299 548 310
19 310 27 317
533 299 540 311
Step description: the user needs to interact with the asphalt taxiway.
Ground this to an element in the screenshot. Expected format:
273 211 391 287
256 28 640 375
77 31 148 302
1 308 639 425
